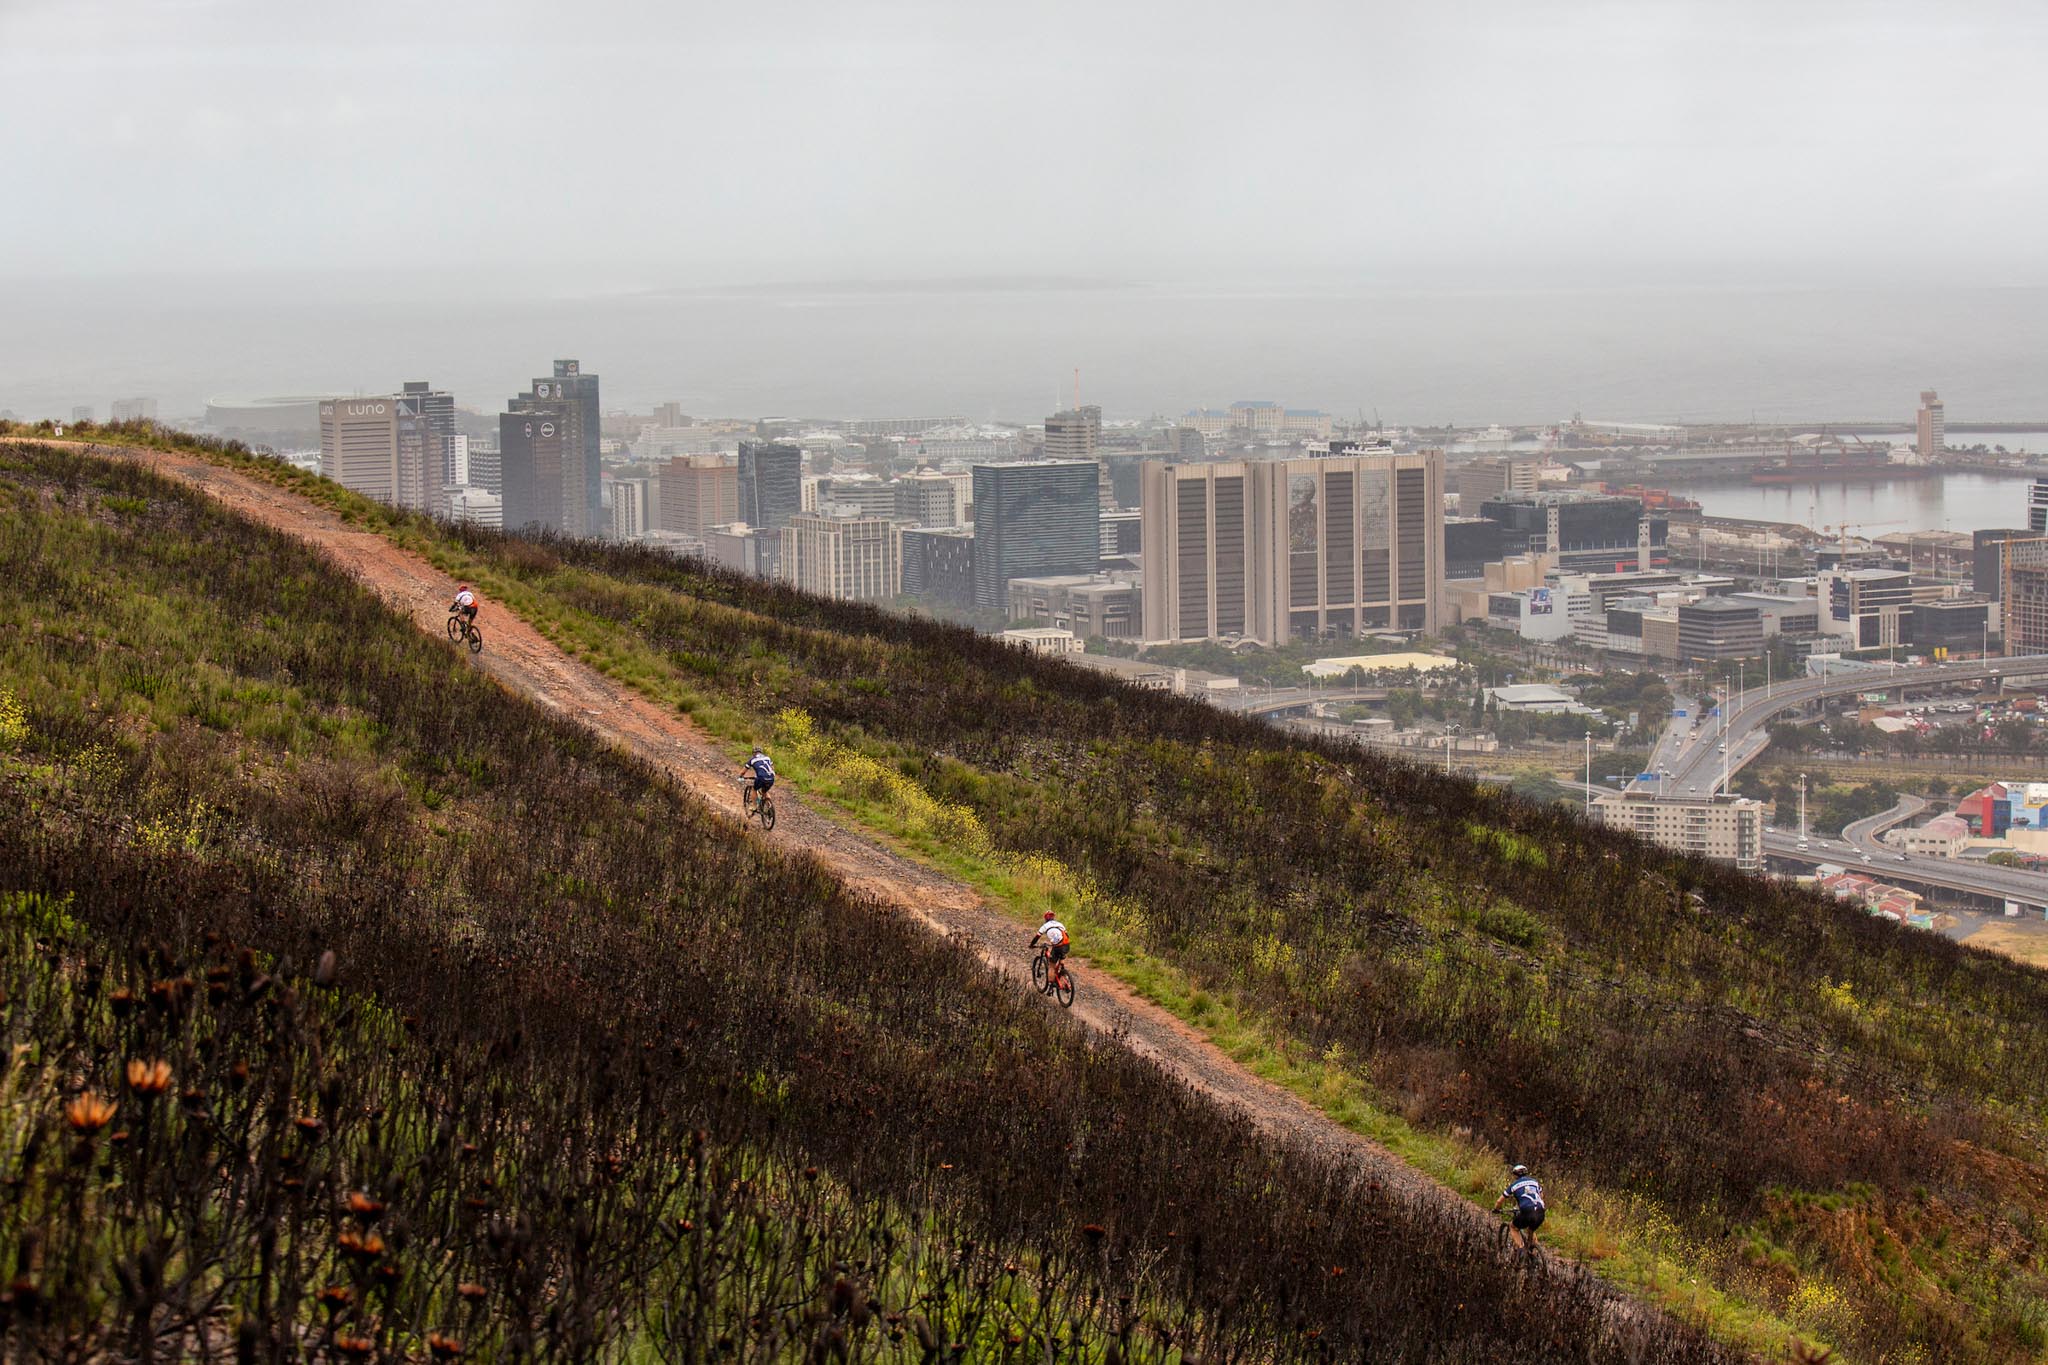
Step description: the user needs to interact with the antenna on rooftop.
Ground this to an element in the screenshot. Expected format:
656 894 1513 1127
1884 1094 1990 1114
1073 367 1081 411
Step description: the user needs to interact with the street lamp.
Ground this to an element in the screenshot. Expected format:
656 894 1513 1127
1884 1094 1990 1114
1584 729 1593 816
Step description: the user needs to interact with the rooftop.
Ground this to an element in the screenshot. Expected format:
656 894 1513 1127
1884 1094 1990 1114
1302 651 1459 679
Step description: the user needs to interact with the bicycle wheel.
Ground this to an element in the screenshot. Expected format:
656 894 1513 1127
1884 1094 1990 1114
446 615 464 643
1031 953 1048 992
466 625 483 655
759 799 776 831
1053 966 1075 1008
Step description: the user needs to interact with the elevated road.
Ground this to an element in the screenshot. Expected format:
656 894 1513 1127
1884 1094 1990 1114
1657 655 2048 797
1842 795 1931 854
1762 829 2048 912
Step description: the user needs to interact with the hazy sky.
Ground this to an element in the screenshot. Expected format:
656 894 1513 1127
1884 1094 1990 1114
4 0 2045 286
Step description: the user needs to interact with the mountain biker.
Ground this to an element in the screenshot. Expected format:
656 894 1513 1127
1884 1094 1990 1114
449 583 479 629
1492 1164 1545 1250
741 747 776 807
1028 911 1070 973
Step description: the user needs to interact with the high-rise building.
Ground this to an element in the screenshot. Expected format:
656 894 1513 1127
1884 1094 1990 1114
610 477 653 540
391 381 456 513
1454 456 1541 511
738 441 803 573
894 471 964 527
110 397 157 423
320 397 404 505
1477 492 1667 574
2030 477 2047 533
1676 597 1764 662
398 381 457 500
1973 528 2029 600
778 511 901 602
1140 446 1445 645
1916 389 1946 459
900 528 976 605
499 401 572 533
548 360 602 529
69 405 94 423
1043 406 1101 461
970 461 1101 611
467 441 502 496
2005 538 2048 656
658 456 739 537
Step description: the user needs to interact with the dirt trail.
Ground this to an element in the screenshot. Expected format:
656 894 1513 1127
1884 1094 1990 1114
83 443 1675 1332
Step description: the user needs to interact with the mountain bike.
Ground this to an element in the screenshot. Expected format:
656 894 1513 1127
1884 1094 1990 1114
1032 944 1076 1008
740 779 777 832
446 610 483 655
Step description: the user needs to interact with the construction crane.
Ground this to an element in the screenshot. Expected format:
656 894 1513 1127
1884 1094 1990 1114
1821 519 1905 557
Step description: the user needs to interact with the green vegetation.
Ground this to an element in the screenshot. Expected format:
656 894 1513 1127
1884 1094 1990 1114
0 440 1736 1361
25 430 2048 1362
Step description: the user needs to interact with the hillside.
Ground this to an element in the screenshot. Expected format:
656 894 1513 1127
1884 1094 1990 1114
7 429 2048 1360
0 440 1740 1361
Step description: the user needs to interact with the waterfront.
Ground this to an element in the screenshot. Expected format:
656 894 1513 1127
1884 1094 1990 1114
1659 469 2045 534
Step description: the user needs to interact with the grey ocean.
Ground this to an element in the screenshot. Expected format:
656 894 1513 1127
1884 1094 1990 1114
7 275 2047 435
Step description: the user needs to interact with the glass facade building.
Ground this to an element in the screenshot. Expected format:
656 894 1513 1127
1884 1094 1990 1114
969 461 1102 610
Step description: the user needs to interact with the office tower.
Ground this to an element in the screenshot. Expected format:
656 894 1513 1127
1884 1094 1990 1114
1044 405 1108 509
70 405 94 423
1172 426 1206 461
500 363 597 535
900 528 975 605
1477 492 1667 574
467 440 502 496
499 401 571 533
2004 538 2048 655
2030 477 2047 533
969 461 1101 611
1454 455 1540 510
398 380 457 491
1140 447 1444 645
1973 529 2030 601
658 456 739 537
738 441 803 573
390 381 456 513
1916 389 1945 459
894 471 964 528
1043 406 1101 461
611 477 652 540
653 400 687 429
778 511 902 602
546 360 602 529
110 397 157 423
320 397 404 505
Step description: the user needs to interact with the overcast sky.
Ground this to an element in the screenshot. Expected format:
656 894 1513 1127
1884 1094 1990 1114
4 0 2045 288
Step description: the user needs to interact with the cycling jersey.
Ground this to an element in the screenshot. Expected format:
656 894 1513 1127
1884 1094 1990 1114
747 755 776 782
1505 1176 1544 1211
1040 919 1068 947
453 590 476 609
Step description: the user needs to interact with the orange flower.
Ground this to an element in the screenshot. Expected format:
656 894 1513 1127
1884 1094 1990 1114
125 1059 173 1096
334 1336 374 1359
345 1191 385 1223
336 1231 385 1262
65 1092 117 1134
427 1333 464 1358
317 1285 353 1311
455 1283 488 1303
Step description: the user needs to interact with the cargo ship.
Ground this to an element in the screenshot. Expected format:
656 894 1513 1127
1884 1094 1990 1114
1750 444 1935 484
1598 483 1703 517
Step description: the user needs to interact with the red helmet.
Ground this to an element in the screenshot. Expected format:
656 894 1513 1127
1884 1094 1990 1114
1043 911 1057 922
458 583 471 592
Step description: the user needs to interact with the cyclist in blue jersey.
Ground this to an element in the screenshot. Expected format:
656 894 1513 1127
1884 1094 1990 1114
1492 1164 1545 1250
741 747 776 805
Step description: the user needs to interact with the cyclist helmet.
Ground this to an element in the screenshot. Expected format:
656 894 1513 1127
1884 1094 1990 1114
1511 1164 1529 1177
752 746 765 757
1043 910 1057 922
458 583 470 591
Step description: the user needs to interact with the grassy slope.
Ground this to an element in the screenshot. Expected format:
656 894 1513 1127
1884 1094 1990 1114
34 428 2048 1361
0 439 1739 1361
